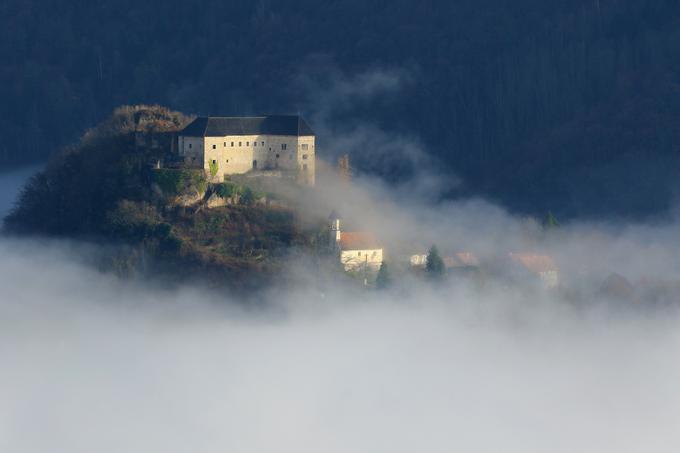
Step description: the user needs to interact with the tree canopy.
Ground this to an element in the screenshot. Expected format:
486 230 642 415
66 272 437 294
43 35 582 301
1 0 679 219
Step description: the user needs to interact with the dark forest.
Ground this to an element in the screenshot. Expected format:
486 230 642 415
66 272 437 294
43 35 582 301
2 0 679 218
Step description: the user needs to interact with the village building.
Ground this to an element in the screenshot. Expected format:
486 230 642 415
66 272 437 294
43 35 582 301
409 251 480 270
178 115 315 185
508 253 560 289
329 212 383 273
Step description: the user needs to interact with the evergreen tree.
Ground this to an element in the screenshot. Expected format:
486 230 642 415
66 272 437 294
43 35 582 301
376 261 391 289
542 211 560 230
426 245 445 279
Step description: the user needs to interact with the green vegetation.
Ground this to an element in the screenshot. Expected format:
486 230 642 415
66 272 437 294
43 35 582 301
209 160 219 178
543 212 561 230
2 106 309 288
154 169 207 195
376 261 392 289
426 245 445 280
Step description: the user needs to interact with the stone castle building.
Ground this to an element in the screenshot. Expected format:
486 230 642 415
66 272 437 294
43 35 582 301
178 115 315 185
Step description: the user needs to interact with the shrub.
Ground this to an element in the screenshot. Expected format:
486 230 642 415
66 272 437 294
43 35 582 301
209 160 219 178
153 169 206 195
214 182 238 198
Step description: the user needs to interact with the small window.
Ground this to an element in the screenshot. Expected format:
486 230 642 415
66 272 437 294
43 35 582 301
358 252 362 256
226 159 229 163
212 144 216 149
276 154 280 158
254 142 257 147
301 144 308 150
246 141 249 146
224 142 226 147
189 143 192 149
302 154 308 160
281 144 287 150
191 157 196 162
269 147 272 151
231 142 234 147
239 142 242 146
212 159 216 164
261 141 265 146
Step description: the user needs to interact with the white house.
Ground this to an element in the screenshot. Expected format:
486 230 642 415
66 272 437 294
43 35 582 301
508 252 560 289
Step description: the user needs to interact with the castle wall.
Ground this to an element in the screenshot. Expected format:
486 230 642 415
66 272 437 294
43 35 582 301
178 136 204 168
178 133 315 185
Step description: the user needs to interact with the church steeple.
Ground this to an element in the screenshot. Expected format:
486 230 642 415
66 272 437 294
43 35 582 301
328 210 342 250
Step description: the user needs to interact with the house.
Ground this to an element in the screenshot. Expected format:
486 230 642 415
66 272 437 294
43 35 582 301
409 252 480 270
508 253 560 289
177 115 315 185
329 212 383 272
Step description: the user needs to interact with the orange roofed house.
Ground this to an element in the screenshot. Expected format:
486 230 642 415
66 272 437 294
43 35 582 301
329 211 384 272
508 253 560 289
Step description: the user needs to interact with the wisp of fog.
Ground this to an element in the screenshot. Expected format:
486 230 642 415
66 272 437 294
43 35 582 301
1 162 680 453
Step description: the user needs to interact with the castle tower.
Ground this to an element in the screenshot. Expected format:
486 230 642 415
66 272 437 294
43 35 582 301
328 210 342 250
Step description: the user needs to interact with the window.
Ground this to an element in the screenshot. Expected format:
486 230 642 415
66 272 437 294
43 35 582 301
246 141 249 146
212 144 216 149
191 157 196 162
189 143 192 149
302 154 308 160
301 144 308 150
226 159 229 163
254 142 257 147
269 147 272 151
239 142 242 146
212 159 216 164
261 141 265 146
231 142 234 147
276 154 280 158
358 252 362 256
224 142 226 147
281 144 287 150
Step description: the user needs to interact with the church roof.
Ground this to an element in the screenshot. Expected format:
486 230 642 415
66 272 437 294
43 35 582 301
340 232 381 251
180 115 314 137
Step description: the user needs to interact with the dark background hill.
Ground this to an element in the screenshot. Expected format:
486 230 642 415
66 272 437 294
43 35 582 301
2 0 679 219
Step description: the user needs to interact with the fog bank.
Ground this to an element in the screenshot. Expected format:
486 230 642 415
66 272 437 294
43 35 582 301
2 162 680 453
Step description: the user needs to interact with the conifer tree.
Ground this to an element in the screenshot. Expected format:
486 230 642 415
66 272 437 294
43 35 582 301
542 211 560 230
376 261 391 289
426 245 445 279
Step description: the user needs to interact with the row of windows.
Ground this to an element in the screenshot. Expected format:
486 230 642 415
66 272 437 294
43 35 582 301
209 158 310 170
187 142 310 151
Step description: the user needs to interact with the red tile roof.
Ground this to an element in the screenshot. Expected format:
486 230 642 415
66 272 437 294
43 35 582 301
509 253 558 273
339 232 381 251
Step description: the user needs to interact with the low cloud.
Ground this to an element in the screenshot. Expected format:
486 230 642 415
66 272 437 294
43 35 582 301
1 167 680 452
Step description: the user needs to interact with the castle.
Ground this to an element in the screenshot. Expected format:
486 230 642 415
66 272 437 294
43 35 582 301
178 115 315 185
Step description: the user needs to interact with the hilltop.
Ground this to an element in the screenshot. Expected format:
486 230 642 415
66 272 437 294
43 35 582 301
3 106 325 288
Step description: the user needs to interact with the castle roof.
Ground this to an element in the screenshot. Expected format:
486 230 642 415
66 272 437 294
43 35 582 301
340 232 381 251
180 115 314 137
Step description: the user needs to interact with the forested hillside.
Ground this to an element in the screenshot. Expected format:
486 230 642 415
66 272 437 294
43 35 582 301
2 0 679 218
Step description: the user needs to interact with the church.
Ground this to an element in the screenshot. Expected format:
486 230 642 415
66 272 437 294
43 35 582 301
178 115 316 185
329 212 384 273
